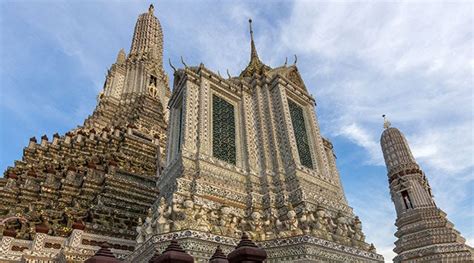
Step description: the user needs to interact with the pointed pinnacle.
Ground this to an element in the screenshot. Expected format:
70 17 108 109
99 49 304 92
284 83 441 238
249 18 259 61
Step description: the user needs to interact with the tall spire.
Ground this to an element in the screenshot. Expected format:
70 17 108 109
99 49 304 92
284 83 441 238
129 4 163 63
249 19 259 61
380 124 473 262
240 18 270 78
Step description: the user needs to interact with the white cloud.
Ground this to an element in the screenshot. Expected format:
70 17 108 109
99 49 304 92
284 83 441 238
279 0 473 179
337 122 383 164
277 1 473 261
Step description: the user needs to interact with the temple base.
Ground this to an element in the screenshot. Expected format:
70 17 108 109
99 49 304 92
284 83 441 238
0 230 135 263
127 230 384 263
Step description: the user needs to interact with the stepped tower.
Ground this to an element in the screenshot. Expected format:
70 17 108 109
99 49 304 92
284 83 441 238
129 20 383 263
0 5 169 262
380 117 473 262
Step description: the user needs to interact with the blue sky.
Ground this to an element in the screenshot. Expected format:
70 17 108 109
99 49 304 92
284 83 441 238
0 1 472 261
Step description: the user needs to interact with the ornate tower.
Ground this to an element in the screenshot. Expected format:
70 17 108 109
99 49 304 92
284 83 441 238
129 20 383 263
0 5 169 262
380 117 473 262
84 4 170 142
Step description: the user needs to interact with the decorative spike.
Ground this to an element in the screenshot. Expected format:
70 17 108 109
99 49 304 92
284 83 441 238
180 56 188 68
284 57 288 66
169 58 177 72
293 54 297 65
240 19 270 77
249 18 259 61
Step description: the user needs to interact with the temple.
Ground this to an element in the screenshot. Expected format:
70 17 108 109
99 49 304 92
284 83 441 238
0 4 385 262
380 117 473 262
129 17 382 263
0 4 169 261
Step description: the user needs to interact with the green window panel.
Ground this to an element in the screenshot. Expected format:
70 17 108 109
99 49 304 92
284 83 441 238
212 95 236 165
288 99 313 169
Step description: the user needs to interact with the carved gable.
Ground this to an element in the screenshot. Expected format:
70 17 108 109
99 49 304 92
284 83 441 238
286 68 307 91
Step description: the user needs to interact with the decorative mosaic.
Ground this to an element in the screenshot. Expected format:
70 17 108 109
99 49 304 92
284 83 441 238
212 94 236 165
288 99 313 168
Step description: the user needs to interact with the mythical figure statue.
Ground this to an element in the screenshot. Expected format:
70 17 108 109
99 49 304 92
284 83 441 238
64 200 88 229
278 205 303 238
247 210 267 241
299 208 315 235
263 210 280 240
229 213 241 238
334 213 351 245
136 218 144 244
172 198 197 231
153 197 171 234
352 216 365 241
195 205 211 232
216 206 234 236
312 206 331 240
144 208 154 240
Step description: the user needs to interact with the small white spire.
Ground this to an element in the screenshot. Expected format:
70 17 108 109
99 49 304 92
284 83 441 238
383 114 391 129
148 4 154 15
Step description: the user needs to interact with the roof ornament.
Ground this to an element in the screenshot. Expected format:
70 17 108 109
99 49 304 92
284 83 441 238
217 70 222 78
293 54 298 65
249 19 259 60
284 57 288 66
382 114 391 129
168 58 176 73
180 56 188 68
239 18 270 77
226 69 232 79
148 4 154 15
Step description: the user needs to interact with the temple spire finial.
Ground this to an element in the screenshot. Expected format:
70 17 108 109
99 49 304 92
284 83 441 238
240 18 270 77
249 18 259 60
382 114 391 129
148 4 154 15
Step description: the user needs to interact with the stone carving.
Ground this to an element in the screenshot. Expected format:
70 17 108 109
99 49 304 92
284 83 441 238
277 205 303 238
195 205 211 232
153 197 171 234
333 213 351 246
136 218 144 244
215 206 235 236
299 208 315 235
144 208 154 241
312 206 331 240
246 211 267 241
352 216 365 242
263 210 279 240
